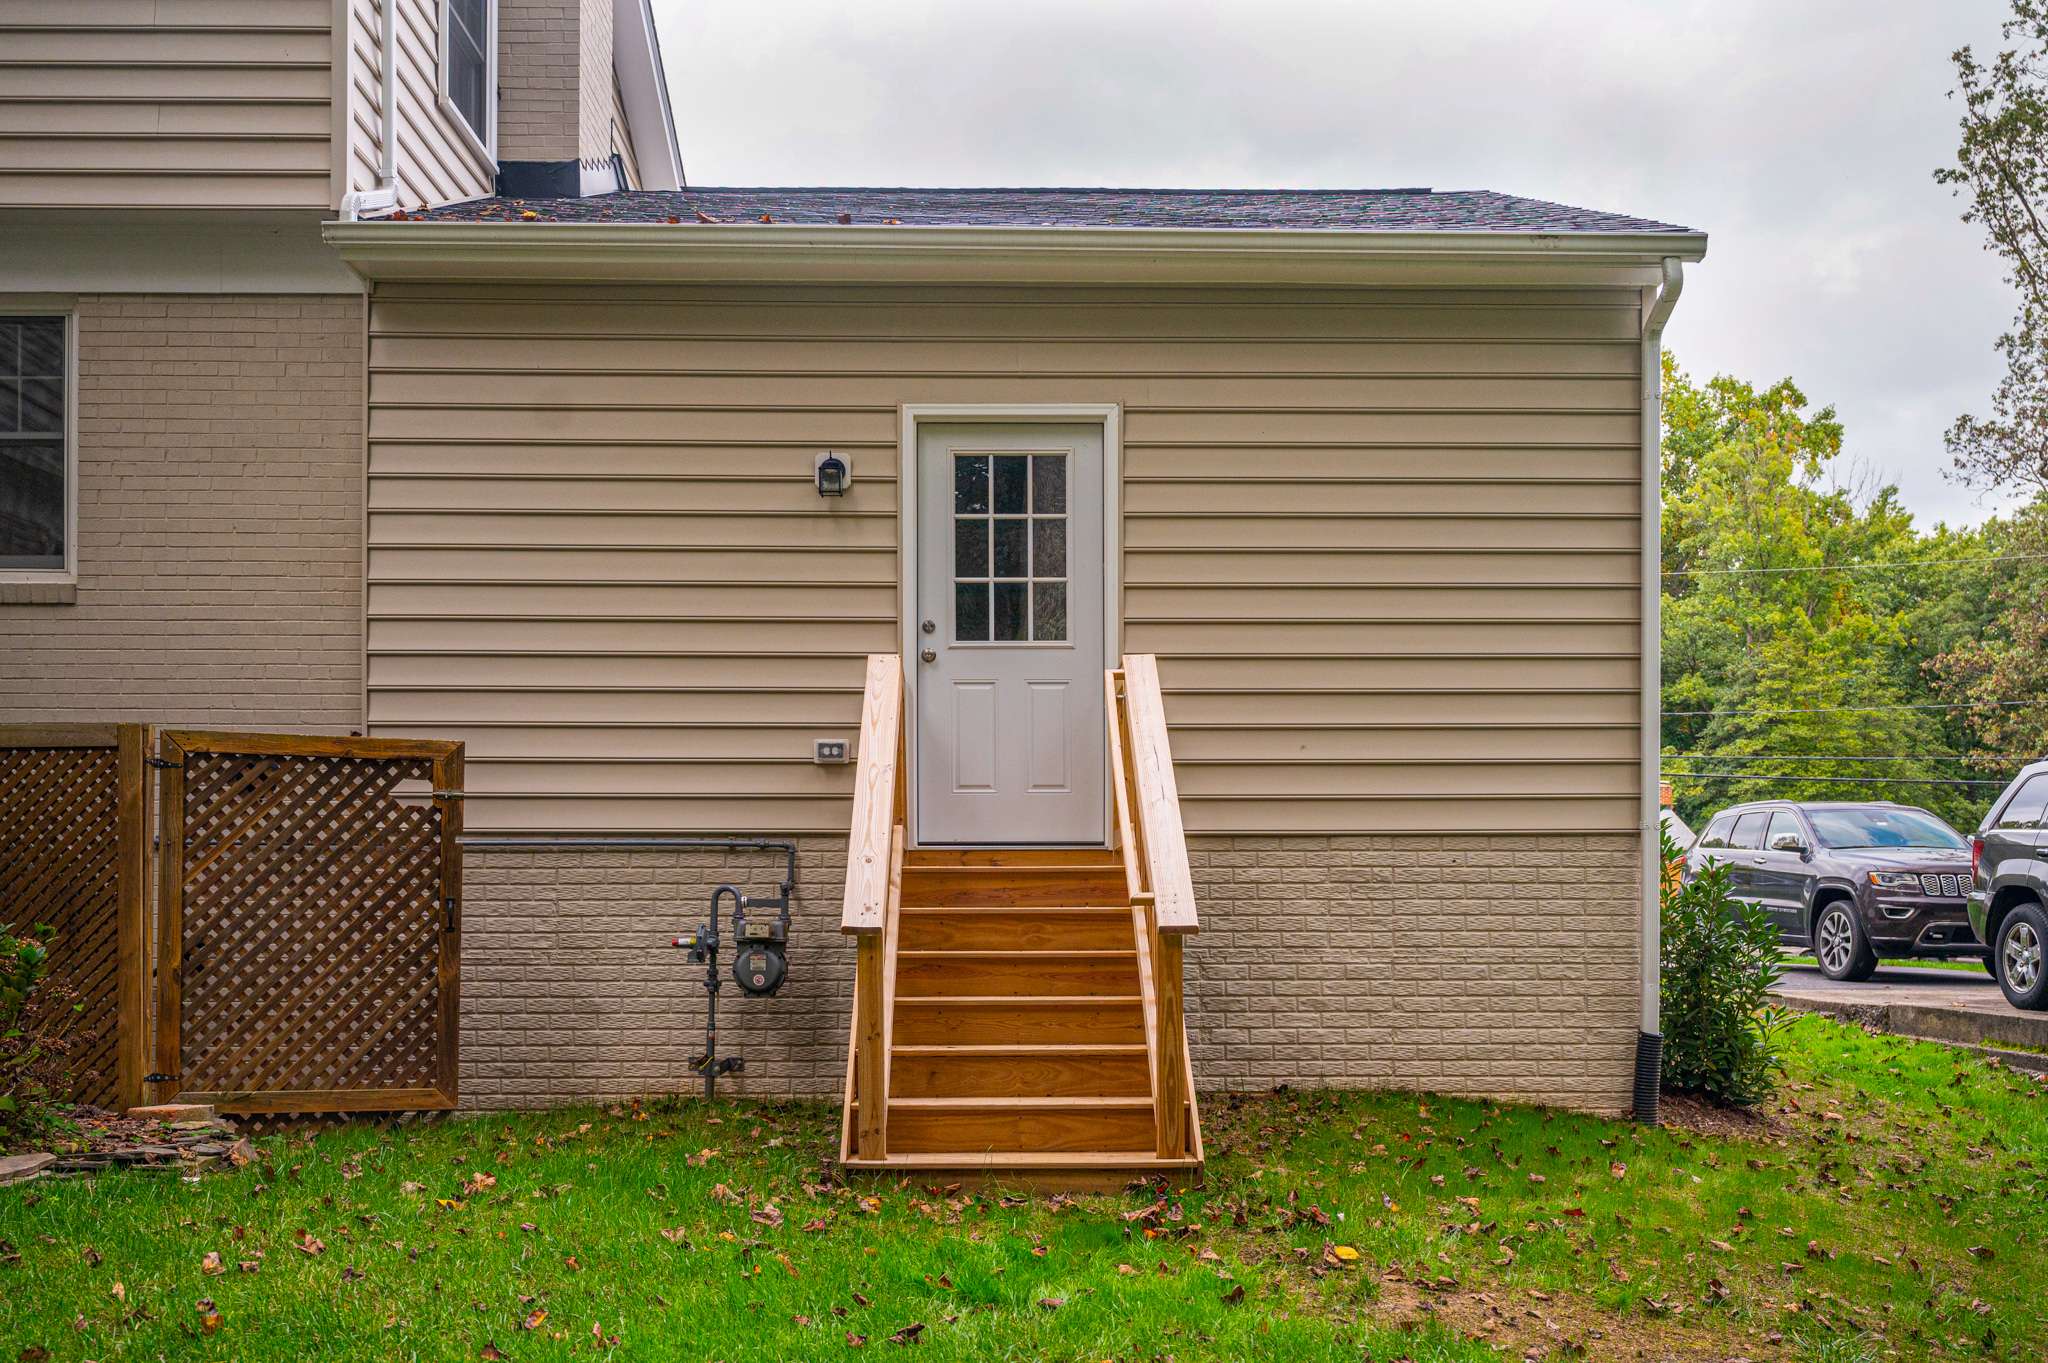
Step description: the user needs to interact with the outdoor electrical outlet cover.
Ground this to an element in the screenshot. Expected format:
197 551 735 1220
814 739 849 764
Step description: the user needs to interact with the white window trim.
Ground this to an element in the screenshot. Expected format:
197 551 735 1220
437 0 497 167
0 307 78 586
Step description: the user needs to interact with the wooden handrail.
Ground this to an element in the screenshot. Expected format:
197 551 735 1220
841 653 903 936
844 654 905 1161
1119 655 1198 936
1108 654 1197 1161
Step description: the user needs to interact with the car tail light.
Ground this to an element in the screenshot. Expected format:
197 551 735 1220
1970 835 1984 881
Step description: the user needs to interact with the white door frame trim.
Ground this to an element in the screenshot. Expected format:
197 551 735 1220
897 403 1122 848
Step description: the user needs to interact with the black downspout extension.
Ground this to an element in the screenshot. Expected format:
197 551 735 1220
1632 1030 1663 1124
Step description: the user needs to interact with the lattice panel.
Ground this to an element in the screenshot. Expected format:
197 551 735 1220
175 748 448 1099
0 745 122 1107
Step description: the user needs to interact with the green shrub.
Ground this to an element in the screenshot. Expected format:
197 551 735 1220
1658 829 1791 1106
1 920 80 1136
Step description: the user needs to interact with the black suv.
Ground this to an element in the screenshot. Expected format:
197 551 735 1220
1967 761 2048 1010
1685 801 1982 980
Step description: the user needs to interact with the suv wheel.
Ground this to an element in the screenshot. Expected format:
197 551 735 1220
1995 903 2048 1010
1814 901 1878 981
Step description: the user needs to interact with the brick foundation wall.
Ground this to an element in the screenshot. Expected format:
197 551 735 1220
0 294 365 728
457 833 1642 1114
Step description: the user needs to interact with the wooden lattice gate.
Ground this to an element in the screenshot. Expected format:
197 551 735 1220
155 732 463 1113
0 725 150 1109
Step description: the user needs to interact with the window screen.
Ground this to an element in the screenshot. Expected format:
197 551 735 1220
0 316 66 572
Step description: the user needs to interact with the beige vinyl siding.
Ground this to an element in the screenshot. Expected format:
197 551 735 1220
365 283 1644 837
345 0 384 194
608 68 639 187
577 0 613 169
385 0 494 208
0 0 335 209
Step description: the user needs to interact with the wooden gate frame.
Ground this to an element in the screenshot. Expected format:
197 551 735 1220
153 731 464 1113
0 724 152 1111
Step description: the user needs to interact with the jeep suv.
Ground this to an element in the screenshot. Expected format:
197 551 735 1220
1685 801 1982 981
1967 761 2048 1010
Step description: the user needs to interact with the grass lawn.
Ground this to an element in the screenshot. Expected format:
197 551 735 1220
1783 955 1991 976
2 1015 2043 1362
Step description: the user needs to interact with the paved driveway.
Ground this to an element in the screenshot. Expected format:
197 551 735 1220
1770 961 2048 1054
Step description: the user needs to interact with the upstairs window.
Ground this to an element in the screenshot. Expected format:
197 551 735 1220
0 315 70 578
442 0 494 156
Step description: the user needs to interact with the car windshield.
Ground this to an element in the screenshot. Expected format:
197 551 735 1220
1806 807 1964 850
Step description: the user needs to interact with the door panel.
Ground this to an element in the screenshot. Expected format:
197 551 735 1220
916 422 1106 844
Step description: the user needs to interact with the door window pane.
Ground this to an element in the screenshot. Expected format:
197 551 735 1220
992 455 1027 513
992 582 1028 641
0 316 66 572
1033 582 1067 642
954 454 988 513
1032 454 1066 513
992 519 1028 577
1033 519 1065 577
1764 810 1803 850
954 582 989 641
1728 812 1765 850
954 518 987 577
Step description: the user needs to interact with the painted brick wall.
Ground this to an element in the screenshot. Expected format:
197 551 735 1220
457 834 1642 1114
498 1 580 162
0 294 365 728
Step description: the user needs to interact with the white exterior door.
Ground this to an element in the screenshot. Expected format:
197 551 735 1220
914 422 1106 845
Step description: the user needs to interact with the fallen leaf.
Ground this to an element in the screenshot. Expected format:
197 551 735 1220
201 1251 226 1276
1221 1284 1246 1305
1331 1245 1360 1263
1036 1298 1064 1311
1610 1162 1628 1180
751 1204 784 1229
889 1322 926 1345
846 1332 867 1347
480 1345 507 1361
521 1309 548 1331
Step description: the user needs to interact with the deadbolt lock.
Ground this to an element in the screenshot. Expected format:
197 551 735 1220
920 619 936 634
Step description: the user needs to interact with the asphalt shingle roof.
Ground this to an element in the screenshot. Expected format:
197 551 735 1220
401 186 1695 234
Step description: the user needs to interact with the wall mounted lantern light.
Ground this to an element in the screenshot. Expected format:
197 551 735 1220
814 451 851 497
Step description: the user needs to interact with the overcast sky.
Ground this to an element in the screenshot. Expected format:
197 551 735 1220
655 0 2022 527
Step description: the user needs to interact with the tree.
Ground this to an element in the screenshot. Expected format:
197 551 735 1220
1938 0 2048 493
1658 356 1987 829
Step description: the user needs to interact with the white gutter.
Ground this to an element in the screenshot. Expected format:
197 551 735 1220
340 0 400 220
321 220 1707 286
1639 256 1684 1045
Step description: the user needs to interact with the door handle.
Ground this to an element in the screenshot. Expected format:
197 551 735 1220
920 648 936 664
1752 856 1768 866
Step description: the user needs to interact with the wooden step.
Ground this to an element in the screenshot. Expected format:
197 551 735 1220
882 1096 1157 1155
890 1043 1151 1098
904 848 1121 868
899 864 1129 909
892 994 1145 1045
897 906 1134 952
894 949 1138 998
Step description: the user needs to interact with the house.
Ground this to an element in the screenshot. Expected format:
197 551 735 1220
0 0 1706 1178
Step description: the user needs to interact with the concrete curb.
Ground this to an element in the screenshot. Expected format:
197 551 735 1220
1770 992 2048 1074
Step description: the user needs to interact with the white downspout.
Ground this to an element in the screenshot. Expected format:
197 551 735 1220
1636 255 1683 1118
342 0 401 219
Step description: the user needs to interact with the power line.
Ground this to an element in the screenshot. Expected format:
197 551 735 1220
1661 769 2010 787
1661 551 2048 578
1662 699 2048 717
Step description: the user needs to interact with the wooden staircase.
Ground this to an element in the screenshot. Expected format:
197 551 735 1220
838 657 1202 1186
